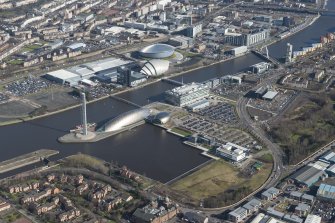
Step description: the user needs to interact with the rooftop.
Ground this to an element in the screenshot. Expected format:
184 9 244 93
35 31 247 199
291 165 325 186
267 207 284 218
317 183 335 200
326 164 335 174
290 191 303 198
229 207 247 217
81 57 132 73
262 90 278 100
295 203 310 212
262 187 280 198
321 151 335 163
242 198 262 211
167 82 209 96
283 214 303 223
47 69 79 80
304 214 321 223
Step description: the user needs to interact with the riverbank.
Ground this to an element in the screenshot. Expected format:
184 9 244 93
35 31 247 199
0 51 250 127
259 13 321 51
0 149 59 174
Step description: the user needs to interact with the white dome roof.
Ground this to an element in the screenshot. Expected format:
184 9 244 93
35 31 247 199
141 59 169 76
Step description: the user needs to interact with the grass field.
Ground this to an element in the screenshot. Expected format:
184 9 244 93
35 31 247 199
170 127 192 137
258 153 274 163
170 160 272 202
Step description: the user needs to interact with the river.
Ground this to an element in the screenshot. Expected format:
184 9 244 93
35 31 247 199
0 1 334 183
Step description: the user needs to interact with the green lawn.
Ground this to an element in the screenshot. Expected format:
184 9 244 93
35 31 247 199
258 153 274 163
170 160 272 202
7 60 23 65
170 127 192 137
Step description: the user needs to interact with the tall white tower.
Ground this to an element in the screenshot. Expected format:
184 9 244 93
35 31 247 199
81 92 88 136
265 46 269 59
286 43 293 63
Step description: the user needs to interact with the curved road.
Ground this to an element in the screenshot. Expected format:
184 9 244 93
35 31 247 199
236 96 284 189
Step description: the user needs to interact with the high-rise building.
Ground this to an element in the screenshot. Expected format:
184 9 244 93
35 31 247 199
286 43 293 63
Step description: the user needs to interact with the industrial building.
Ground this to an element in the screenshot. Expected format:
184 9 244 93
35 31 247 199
320 151 335 164
289 191 315 204
251 213 285 223
215 142 249 162
98 108 151 133
165 82 210 107
139 43 175 59
228 207 248 223
44 57 133 86
326 164 335 176
44 69 82 86
290 162 329 187
295 203 310 217
182 212 210 223
283 214 303 223
250 62 271 74
304 214 321 223
261 187 280 201
242 198 262 215
229 46 248 56
266 207 284 219
316 183 335 201
266 209 303 223
262 90 278 101
168 36 193 49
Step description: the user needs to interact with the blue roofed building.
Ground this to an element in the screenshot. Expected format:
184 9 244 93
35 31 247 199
290 162 328 187
317 183 335 201
319 151 335 164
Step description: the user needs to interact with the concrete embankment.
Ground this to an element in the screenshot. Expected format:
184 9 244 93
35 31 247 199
58 120 145 143
0 149 59 174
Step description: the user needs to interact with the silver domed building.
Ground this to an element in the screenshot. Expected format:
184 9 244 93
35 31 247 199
141 59 169 76
153 112 170 124
139 44 175 59
98 108 151 132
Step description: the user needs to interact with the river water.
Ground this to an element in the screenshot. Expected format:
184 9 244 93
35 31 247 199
1 1 334 183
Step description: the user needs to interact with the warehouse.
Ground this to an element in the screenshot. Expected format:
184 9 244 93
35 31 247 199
44 57 134 86
320 151 335 164
228 207 248 223
262 90 278 101
290 163 328 187
304 214 321 223
44 69 81 86
326 164 335 176
317 183 335 201
261 187 280 200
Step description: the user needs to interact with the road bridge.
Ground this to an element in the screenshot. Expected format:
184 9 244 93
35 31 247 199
161 77 184 86
251 50 281 67
109 95 142 108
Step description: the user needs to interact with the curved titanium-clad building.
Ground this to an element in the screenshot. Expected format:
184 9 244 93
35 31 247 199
141 59 169 76
153 112 170 124
139 44 175 59
99 108 151 132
